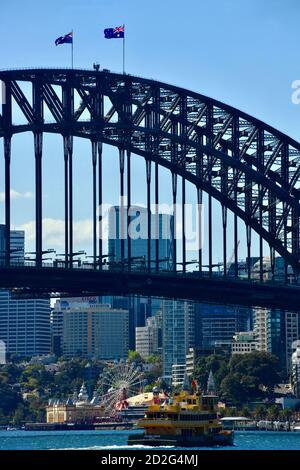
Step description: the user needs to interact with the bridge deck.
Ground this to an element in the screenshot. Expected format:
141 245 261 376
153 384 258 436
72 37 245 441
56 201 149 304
2 264 300 310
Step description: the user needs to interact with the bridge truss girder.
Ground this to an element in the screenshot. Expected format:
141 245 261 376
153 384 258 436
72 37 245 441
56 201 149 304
0 69 300 280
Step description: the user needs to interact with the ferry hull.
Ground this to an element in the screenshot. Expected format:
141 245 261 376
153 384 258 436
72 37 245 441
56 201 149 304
128 432 234 447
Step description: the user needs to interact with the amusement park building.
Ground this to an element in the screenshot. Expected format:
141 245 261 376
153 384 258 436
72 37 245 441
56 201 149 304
46 383 105 424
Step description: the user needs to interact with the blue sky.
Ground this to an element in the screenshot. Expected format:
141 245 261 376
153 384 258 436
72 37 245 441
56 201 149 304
1 0 300 263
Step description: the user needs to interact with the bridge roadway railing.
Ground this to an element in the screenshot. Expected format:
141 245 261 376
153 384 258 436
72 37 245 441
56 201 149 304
2 258 300 288
1 259 300 310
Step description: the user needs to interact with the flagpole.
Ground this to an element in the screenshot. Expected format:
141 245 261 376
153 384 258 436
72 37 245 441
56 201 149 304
123 24 125 74
71 30 74 68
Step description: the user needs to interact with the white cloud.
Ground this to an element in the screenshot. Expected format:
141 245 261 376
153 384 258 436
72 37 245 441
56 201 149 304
16 217 109 252
0 189 34 202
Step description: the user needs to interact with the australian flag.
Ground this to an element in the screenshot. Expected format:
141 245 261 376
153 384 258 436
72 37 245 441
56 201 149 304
104 25 124 39
55 32 73 46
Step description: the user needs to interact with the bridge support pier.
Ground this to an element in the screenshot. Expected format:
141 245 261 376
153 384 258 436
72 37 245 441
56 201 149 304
92 140 97 266
172 172 177 272
63 137 69 267
63 135 73 268
234 214 238 279
127 150 131 271
119 148 125 269
4 136 11 267
197 188 203 275
155 162 159 272
182 177 186 274
68 138 73 268
98 142 103 268
246 225 251 280
222 205 227 277
34 132 43 268
208 194 212 278
146 159 151 272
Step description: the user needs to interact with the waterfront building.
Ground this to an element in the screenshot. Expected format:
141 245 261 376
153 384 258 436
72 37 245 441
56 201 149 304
231 332 257 355
46 383 105 424
52 297 129 360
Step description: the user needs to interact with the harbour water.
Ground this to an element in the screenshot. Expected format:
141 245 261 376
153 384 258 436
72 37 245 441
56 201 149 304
1 430 300 450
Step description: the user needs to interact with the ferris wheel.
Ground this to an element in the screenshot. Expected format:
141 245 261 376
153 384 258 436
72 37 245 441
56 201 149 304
97 360 144 411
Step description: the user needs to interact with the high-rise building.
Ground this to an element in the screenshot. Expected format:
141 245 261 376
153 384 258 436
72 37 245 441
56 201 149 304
100 295 160 349
162 300 195 383
135 314 162 359
52 297 129 360
0 290 51 357
0 225 24 264
253 308 269 352
284 312 299 375
108 206 174 270
231 332 257 355
253 308 300 376
194 303 251 352
50 308 64 357
171 364 186 387
291 341 300 398
107 206 173 348
0 226 50 357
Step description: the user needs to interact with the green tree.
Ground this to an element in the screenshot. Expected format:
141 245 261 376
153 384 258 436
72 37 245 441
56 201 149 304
253 404 267 420
279 408 293 422
13 403 27 425
194 354 229 391
229 352 280 395
0 384 22 415
144 384 155 393
146 354 161 365
240 406 251 418
127 350 143 364
220 374 245 403
267 405 280 421
220 352 280 403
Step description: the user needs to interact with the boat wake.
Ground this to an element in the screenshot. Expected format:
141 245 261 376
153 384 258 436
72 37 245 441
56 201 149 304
53 444 175 450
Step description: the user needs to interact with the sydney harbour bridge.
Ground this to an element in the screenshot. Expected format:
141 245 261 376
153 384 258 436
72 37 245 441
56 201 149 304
0 68 300 309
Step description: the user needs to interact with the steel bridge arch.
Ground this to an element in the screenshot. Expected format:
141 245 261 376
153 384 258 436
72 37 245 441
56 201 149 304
1 68 300 276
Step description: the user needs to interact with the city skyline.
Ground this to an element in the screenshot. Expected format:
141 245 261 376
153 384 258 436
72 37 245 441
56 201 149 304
1 1 300 265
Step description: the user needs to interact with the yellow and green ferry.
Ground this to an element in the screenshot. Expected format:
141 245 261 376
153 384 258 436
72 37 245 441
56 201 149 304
128 385 234 447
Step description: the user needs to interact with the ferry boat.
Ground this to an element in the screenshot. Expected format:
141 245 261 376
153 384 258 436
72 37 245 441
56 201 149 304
128 382 234 447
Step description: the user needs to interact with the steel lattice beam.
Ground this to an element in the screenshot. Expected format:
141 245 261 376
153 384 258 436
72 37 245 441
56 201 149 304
0 68 300 273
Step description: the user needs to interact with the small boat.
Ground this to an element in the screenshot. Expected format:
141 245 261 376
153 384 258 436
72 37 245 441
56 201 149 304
128 383 234 448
